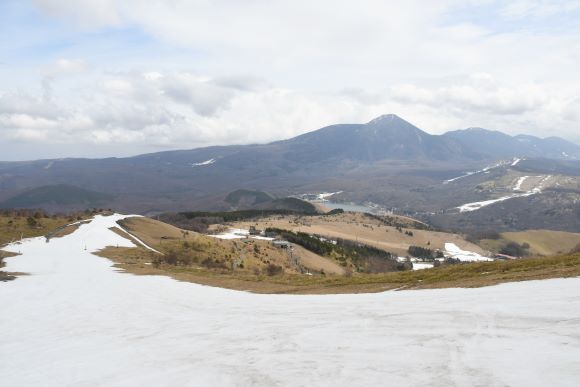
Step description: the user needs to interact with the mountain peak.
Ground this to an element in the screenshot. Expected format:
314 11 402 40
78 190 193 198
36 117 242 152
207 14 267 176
366 114 405 125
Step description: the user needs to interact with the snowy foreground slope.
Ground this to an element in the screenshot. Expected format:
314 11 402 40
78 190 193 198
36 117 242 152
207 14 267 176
1 215 580 387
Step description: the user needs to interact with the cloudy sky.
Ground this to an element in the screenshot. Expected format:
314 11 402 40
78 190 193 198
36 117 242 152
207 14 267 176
1 0 579 160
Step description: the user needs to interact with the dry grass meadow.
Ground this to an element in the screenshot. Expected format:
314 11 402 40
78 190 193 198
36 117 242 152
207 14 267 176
99 215 580 294
480 230 580 256
230 212 486 257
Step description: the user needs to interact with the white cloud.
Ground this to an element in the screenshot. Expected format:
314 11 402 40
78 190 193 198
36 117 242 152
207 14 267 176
160 74 236 116
32 0 122 27
2 69 577 153
101 79 133 97
49 58 87 76
0 92 62 118
0 0 577 160
500 0 580 19
0 70 377 148
391 75 547 115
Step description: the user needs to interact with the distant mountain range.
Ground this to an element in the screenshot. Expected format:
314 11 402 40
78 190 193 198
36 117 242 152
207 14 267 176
444 127 580 160
0 114 579 216
271 114 580 162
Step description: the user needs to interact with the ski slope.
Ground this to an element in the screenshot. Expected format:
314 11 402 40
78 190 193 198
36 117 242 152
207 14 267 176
444 160 511 184
457 175 551 213
1 214 580 386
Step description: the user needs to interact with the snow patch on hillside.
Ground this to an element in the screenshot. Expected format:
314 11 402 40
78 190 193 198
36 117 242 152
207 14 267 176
444 160 510 184
412 262 434 270
445 243 492 262
513 176 529 191
209 228 275 241
458 192 535 212
192 158 215 167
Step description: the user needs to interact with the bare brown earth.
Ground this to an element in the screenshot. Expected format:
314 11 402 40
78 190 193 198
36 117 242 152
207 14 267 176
231 212 486 257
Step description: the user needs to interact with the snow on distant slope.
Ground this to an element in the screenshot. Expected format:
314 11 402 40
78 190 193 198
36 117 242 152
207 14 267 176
192 158 215 167
457 193 534 212
1 214 580 386
444 171 476 183
457 175 552 212
513 176 529 191
444 160 510 184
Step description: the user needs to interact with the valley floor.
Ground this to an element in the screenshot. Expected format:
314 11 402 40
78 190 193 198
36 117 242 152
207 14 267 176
1 214 580 386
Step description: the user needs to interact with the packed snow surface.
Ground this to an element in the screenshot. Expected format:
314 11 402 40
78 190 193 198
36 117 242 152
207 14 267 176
2 214 580 386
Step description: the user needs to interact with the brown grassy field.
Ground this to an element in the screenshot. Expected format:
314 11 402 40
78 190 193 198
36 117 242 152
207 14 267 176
100 244 580 294
480 230 580 256
291 245 345 275
0 215 75 247
97 215 580 294
115 216 342 276
229 212 485 257
118 216 199 247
